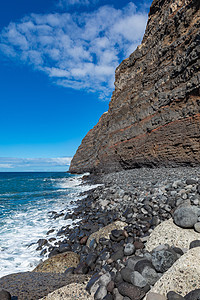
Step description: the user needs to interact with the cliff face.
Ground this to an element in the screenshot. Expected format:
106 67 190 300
70 0 200 174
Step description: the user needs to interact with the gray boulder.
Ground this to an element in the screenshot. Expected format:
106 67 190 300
173 206 199 228
151 245 178 272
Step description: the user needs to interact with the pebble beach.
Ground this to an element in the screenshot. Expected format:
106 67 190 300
1 167 200 299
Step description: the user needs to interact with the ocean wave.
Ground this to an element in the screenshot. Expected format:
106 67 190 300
0 172 100 277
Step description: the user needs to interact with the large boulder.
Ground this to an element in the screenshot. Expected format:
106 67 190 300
145 218 200 251
40 282 93 300
173 206 199 228
0 272 90 299
33 252 80 273
86 221 127 247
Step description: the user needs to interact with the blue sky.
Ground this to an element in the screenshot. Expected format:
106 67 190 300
0 0 151 171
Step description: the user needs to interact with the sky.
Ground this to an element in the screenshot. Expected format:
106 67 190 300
0 0 151 171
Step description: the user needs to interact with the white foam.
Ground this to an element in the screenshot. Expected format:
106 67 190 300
0 174 100 278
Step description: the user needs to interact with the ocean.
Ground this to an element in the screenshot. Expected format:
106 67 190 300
0 172 95 278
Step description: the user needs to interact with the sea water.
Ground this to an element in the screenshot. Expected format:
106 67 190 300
0 172 97 278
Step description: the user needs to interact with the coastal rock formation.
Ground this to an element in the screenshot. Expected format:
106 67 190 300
70 0 200 174
145 218 200 251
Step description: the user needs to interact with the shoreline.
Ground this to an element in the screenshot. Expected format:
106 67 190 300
1 166 200 299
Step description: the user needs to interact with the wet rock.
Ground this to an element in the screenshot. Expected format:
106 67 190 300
36 238 48 250
58 243 71 253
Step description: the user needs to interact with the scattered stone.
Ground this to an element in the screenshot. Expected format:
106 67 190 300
107 280 115 293
86 221 127 247
113 288 123 300
94 285 107 300
99 273 111 287
124 243 135 256
130 271 147 288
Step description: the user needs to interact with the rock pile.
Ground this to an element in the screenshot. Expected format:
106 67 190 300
1 167 200 299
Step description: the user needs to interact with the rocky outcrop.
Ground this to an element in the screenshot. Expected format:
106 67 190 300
70 0 200 174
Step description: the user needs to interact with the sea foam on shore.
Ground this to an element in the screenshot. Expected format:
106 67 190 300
0 172 99 277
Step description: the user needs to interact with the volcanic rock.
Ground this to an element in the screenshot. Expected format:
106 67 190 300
33 252 80 273
69 0 200 174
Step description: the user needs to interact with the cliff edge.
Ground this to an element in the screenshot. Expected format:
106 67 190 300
70 0 200 174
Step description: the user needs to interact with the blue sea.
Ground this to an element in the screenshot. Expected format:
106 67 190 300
0 172 97 277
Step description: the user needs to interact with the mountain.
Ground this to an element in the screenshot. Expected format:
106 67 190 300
70 0 200 174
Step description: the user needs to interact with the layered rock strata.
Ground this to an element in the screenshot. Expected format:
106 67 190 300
70 0 200 174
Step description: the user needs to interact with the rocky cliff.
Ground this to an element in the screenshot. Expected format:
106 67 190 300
70 0 200 174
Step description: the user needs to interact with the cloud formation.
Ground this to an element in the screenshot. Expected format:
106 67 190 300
58 0 99 8
0 3 148 99
0 157 72 171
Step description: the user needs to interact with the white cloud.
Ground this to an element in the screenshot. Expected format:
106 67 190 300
0 3 148 99
0 164 13 169
0 157 72 171
58 0 98 8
